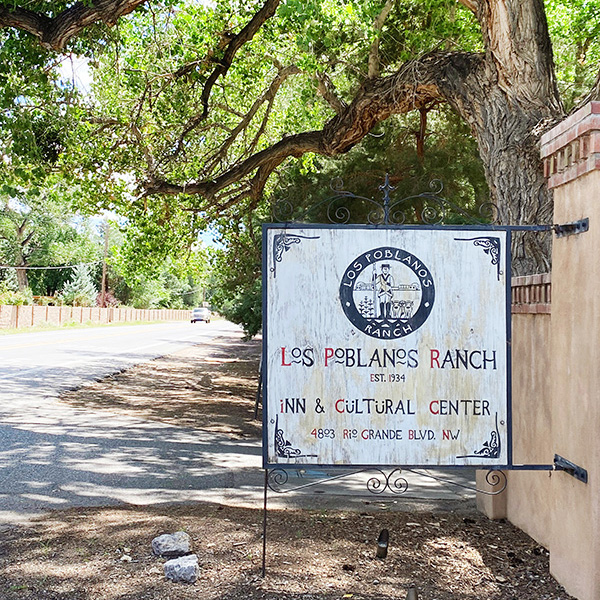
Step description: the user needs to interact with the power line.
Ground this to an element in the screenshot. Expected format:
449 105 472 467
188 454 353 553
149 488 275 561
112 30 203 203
0 262 101 270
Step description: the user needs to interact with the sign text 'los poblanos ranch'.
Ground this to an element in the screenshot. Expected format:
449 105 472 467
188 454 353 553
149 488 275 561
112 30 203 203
263 226 510 468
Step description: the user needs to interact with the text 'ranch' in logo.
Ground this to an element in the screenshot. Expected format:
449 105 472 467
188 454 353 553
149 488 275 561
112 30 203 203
339 246 435 339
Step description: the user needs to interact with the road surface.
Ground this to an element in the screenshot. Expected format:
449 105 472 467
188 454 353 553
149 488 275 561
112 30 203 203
0 320 266 524
0 320 475 524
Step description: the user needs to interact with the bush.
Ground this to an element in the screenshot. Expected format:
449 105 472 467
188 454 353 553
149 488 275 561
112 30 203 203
0 288 34 305
96 291 120 307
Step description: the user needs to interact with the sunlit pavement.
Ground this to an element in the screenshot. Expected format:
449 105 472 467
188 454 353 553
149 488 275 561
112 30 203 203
0 321 475 524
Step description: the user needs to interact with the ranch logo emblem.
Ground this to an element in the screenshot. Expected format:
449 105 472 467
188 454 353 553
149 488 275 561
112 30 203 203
339 246 435 339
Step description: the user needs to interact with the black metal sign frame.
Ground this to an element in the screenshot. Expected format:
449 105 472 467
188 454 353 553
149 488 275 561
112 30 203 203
263 222 514 471
258 176 589 577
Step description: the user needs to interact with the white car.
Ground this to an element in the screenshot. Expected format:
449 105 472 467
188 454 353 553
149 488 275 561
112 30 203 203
191 307 211 323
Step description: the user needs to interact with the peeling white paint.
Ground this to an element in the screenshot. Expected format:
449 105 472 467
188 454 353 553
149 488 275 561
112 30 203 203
264 226 509 468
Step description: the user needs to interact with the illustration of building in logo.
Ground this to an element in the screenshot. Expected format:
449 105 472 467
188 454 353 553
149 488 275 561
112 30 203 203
339 246 435 339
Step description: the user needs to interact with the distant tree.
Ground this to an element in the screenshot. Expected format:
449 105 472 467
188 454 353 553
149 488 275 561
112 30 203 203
60 264 98 306
0 189 101 293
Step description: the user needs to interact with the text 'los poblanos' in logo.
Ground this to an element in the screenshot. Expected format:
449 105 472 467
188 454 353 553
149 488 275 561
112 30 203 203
339 246 435 339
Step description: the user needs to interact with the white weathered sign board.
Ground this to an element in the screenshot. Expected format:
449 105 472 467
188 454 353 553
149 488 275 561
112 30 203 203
263 225 510 468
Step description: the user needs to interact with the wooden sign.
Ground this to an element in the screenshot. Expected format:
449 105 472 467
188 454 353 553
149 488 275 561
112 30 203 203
263 225 510 468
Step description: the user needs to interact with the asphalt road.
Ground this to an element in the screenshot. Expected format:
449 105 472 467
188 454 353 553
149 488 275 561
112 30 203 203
0 320 241 396
0 320 266 524
0 320 475 525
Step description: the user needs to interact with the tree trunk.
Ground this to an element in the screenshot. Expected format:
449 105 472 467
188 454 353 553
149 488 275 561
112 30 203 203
15 220 32 291
435 0 564 275
15 264 29 291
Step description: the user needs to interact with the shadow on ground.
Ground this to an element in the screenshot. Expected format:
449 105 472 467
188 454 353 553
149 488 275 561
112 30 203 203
0 501 573 600
61 337 263 439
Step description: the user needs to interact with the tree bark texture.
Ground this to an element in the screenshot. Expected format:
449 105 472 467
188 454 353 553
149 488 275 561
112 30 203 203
0 1 147 50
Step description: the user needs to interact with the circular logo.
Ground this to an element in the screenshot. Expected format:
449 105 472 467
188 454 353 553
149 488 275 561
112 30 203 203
339 246 435 339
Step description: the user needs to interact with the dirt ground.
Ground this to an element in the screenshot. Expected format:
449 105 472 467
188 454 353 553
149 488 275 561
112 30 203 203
0 334 574 600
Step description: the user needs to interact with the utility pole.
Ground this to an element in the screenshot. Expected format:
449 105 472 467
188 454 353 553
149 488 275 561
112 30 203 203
100 220 110 307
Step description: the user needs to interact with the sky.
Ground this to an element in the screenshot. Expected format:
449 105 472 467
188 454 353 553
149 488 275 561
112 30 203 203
58 54 92 94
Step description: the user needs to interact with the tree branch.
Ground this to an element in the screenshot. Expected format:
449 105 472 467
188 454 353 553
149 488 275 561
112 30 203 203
144 130 323 200
203 64 301 173
144 52 463 203
457 0 478 14
314 73 347 114
0 1 148 51
178 0 281 144
368 0 395 79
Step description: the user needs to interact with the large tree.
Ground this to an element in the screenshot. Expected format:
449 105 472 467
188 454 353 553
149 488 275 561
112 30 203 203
3 0 599 273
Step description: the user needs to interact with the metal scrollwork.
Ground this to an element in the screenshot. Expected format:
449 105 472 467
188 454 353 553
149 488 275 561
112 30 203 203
479 201 500 223
266 467 507 497
457 413 502 459
271 174 500 227
483 469 508 494
454 236 502 280
266 468 409 496
404 468 508 496
271 197 296 223
330 177 345 192
366 469 409 495
267 468 289 492
270 232 319 277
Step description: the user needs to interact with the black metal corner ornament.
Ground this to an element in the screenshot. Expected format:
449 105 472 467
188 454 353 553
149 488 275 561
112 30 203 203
270 232 319 277
457 413 501 460
272 416 317 460
455 236 502 280
271 174 500 227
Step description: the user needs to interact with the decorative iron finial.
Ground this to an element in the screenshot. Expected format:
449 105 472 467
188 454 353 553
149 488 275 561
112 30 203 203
379 173 397 225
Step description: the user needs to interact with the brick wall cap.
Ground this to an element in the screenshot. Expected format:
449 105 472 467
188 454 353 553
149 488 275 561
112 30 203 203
511 273 551 287
541 102 600 153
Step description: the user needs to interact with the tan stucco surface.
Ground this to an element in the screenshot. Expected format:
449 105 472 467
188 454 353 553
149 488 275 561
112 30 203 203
548 170 600 600
506 313 553 549
475 101 600 600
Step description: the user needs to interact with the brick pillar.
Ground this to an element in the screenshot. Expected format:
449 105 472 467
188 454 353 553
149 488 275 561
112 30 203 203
540 101 600 600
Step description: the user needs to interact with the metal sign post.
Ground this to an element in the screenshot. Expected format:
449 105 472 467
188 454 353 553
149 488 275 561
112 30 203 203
258 176 589 576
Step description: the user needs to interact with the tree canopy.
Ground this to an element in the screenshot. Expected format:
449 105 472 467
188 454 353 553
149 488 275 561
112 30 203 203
3 0 600 279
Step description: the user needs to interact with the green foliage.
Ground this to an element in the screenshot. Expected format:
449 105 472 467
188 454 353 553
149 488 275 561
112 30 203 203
59 264 98 306
214 277 262 339
209 215 263 338
274 106 488 222
110 237 210 309
0 185 102 294
0 284 33 306
545 0 600 109
380 0 482 66
3 0 600 325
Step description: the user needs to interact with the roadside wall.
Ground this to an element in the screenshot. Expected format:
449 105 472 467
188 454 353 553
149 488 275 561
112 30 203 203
478 101 600 600
0 304 190 329
506 276 553 548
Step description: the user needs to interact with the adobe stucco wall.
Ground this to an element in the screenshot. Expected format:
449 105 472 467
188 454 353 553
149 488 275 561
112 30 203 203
547 169 600 600
478 102 600 600
477 278 553 541
505 310 553 548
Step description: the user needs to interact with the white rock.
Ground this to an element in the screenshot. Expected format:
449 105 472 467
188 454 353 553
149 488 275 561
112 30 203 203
152 531 191 557
164 554 199 584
